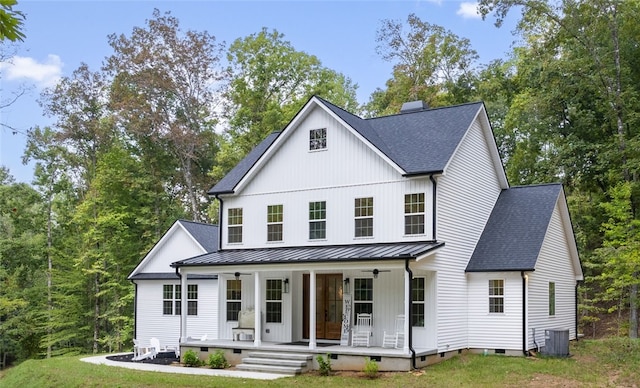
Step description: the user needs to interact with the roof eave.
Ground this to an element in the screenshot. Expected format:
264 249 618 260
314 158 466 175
465 267 536 273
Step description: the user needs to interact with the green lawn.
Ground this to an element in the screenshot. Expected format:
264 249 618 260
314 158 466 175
1 338 638 387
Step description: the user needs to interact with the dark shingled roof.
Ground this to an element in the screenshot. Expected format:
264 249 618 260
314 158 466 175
172 241 444 268
319 97 484 175
208 132 281 195
178 220 219 253
465 184 562 272
208 96 484 194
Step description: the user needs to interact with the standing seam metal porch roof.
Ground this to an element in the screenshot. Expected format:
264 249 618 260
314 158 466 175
171 241 444 268
208 96 485 195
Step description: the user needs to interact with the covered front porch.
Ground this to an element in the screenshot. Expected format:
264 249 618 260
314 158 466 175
172 241 443 371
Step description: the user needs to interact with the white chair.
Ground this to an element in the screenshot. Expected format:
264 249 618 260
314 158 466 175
382 314 405 349
351 313 373 347
132 338 159 361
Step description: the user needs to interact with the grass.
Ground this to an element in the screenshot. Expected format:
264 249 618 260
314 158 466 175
0 338 638 387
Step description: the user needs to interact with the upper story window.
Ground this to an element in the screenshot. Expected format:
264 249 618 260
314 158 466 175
228 208 243 243
489 279 504 313
404 193 425 235
309 128 327 151
354 197 374 238
227 279 242 321
309 201 326 240
267 205 284 242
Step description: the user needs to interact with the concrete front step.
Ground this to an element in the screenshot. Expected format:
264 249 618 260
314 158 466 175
236 352 314 375
235 363 302 375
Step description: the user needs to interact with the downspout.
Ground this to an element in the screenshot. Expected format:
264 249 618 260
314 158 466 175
132 281 138 340
176 266 183 342
406 258 416 369
429 175 437 240
575 281 581 341
215 195 224 251
522 271 528 356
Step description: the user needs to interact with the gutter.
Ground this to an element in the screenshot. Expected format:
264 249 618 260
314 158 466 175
133 281 138 340
405 258 416 369
522 271 528 356
575 280 581 341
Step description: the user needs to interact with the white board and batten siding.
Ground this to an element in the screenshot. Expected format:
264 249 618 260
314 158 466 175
221 105 434 249
527 203 579 348
430 118 504 353
135 279 218 347
467 272 523 350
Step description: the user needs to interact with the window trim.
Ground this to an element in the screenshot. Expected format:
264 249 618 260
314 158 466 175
354 197 374 238
163 284 180 315
267 204 284 242
309 201 327 240
228 208 243 244
265 279 283 323
489 279 504 314
412 277 425 327
353 278 373 319
404 193 425 235
549 282 556 316
309 128 327 151
226 279 242 321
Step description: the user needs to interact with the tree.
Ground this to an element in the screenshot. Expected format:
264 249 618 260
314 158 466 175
366 14 479 116
105 9 226 222
213 27 358 182
0 0 25 42
479 0 640 337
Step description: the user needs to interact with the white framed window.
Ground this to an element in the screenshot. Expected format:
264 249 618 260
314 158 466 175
227 279 241 321
267 204 283 242
354 197 373 237
163 284 196 315
549 282 556 316
412 277 425 326
309 128 327 150
489 279 504 313
266 279 283 323
163 284 180 315
404 193 425 235
309 201 326 240
353 278 373 318
228 208 243 243
187 284 198 315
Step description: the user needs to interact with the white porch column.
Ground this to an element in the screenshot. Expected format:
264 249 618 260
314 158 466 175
309 270 317 350
254 271 262 347
180 270 188 342
403 269 411 353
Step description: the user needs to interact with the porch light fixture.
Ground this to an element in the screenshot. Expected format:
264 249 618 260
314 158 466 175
373 269 379 278
234 272 241 281
283 278 289 293
343 278 350 294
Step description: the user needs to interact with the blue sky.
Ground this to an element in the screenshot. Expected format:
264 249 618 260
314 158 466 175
0 0 518 184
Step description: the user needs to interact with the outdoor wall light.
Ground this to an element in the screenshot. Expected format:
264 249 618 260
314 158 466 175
283 278 289 293
343 277 350 294
234 272 241 281
373 269 379 278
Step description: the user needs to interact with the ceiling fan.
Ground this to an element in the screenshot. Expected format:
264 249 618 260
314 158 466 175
223 271 251 280
361 268 391 278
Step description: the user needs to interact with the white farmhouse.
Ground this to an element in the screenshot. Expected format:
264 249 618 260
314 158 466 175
130 96 583 373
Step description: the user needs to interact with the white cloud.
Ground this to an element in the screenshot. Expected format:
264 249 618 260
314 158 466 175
457 2 482 19
0 55 63 88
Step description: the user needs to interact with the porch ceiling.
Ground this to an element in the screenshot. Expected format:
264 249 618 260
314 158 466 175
171 241 443 268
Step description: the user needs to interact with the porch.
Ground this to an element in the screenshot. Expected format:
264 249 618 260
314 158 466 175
179 338 440 372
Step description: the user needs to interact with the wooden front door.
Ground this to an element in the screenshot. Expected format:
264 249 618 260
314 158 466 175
303 273 343 340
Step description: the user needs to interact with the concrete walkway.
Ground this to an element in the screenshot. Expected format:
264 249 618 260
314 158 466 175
80 354 289 380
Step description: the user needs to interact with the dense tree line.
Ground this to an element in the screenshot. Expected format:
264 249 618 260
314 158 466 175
1 0 639 367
